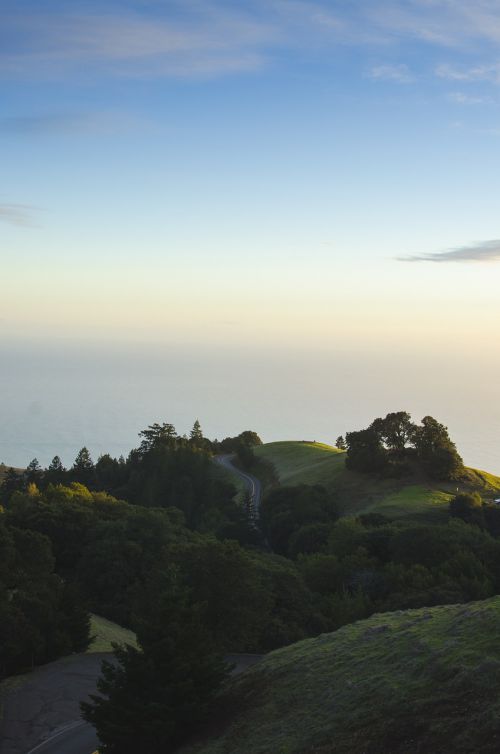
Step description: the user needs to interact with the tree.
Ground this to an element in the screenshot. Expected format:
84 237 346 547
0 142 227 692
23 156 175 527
81 578 229 754
345 428 387 473
26 458 42 485
189 419 203 443
46 456 66 486
72 447 95 487
335 436 346 450
413 416 464 480
450 492 484 526
0 467 24 504
370 412 415 454
138 423 177 454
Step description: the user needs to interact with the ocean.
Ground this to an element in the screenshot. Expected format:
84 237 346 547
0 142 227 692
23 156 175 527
1 340 499 475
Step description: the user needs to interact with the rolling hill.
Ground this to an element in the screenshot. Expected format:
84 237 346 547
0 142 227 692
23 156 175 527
252 441 500 523
181 596 500 754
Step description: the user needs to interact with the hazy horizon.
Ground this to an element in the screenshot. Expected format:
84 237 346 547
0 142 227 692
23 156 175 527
2 338 499 475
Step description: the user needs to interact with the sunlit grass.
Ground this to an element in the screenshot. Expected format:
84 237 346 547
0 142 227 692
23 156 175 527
254 441 345 487
87 615 138 653
359 485 452 521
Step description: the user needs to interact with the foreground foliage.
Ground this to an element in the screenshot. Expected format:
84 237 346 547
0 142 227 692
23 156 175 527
81 579 229 754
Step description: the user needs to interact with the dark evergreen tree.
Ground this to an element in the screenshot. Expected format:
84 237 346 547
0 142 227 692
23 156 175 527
189 419 203 443
81 579 229 754
26 458 43 485
46 455 66 486
71 447 96 487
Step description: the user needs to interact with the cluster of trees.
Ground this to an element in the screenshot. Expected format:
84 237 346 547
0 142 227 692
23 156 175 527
0 507 90 677
259 484 338 557
1 422 264 546
344 411 464 480
296 514 500 629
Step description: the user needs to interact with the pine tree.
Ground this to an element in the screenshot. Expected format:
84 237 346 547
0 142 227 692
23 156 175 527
189 419 203 443
81 580 229 753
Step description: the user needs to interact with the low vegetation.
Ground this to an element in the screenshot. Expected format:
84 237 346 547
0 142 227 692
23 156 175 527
181 596 500 754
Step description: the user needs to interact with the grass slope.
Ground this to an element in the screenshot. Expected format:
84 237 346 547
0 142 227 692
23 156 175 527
182 596 500 754
254 441 500 524
254 442 345 488
87 614 138 653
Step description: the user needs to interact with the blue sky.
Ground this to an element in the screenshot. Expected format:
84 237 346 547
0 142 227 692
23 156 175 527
2 0 500 348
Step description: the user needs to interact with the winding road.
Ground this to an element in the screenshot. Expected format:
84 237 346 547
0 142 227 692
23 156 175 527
214 454 262 519
24 722 98 754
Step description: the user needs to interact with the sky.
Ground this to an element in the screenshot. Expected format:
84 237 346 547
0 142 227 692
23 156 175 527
1 1 500 467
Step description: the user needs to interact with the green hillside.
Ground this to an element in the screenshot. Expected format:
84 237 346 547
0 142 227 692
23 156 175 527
253 441 500 523
182 596 500 754
254 441 345 487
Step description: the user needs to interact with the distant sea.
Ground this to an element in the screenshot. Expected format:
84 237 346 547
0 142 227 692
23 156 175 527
1 340 499 475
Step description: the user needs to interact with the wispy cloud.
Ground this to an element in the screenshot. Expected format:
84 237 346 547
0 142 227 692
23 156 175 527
368 64 415 83
4 1 500 84
0 6 278 80
447 91 493 105
0 204 37 227
0 111 153 136
437 63 500 83
398 239 500 263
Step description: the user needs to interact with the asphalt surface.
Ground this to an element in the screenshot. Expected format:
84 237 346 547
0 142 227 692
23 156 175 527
0 650 263 754
214 454 262 518
24 722 98 754
0 653 111 754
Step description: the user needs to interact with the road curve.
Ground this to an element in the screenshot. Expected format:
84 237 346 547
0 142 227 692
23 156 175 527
20 655 264 754
214 454 262 519
24 721 98 754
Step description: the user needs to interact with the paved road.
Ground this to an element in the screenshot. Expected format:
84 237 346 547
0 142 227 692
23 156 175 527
0 653 111 754
24 722 98 754
214 454 262 518
3 653 263 754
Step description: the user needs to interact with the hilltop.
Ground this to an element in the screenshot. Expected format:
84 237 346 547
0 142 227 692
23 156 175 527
252 441 500 523
181 596 500 754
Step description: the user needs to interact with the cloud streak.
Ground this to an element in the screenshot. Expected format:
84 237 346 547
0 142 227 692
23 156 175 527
4 1 500 84
0 111 153 136
398 240 500 263
0 6 278 80
368 64 415 83
0 204 37 227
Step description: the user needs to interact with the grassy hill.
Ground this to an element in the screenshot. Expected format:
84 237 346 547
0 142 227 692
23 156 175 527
253 441 500 524
182 596 500 754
